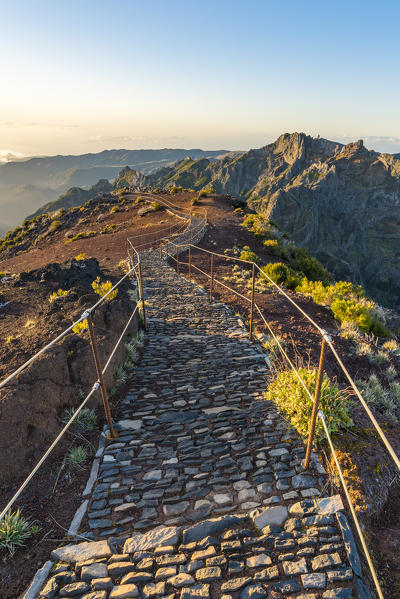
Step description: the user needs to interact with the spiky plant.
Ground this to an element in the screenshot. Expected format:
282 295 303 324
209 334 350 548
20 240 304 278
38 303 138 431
67 445 87 467
0 509 39 557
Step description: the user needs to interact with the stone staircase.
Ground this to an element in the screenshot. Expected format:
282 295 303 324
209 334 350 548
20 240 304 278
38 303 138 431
25 256 371 599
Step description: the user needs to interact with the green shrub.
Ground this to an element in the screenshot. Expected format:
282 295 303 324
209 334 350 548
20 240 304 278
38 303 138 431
259 262 300 289
92 277 118 300
65 231 97 244
0 509 39 557
263 239 284 257
152 201 162 211
287 247 331 283
72 319 88 335
49 219 62 233
357 374 400 422
170 185 183 194
239 246 259 263
296 278 391 337
266 368 353 442
74 252 87 261
49 288 68 303
242 214 278 240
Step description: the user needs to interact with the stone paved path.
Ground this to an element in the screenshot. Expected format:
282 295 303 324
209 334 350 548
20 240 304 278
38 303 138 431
28 256 371 599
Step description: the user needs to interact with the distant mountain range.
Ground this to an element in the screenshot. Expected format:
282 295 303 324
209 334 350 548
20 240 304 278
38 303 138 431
112 133 400 309
0 148 229 234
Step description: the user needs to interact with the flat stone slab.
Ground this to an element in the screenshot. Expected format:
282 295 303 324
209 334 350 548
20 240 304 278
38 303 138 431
317 495 344 515
182 515 245 544
250 505 288 530
124 526 180 553
51 540 111 564
117 419 143 430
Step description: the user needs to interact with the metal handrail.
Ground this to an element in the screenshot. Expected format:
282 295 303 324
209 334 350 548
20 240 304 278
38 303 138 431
164 237 400 473
319 410 384 599
0 262 139 391
160 233 392 599
0 246 144 521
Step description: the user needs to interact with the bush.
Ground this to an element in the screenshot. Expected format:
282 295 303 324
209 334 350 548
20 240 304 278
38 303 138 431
287 247 331 283
263 239 284 257
91 277 118 301
170 185 183 194
0 509 39 557
74 252 87 261
242 214 278 240
296 278 390 336
65 231 96 244
259 262 300 289
49 219 62 233
266 368 353 442
152 201 162 211
49 288 68 303
239 247 259 263
72 319 88 335
110 205 121 214
358 374 400 422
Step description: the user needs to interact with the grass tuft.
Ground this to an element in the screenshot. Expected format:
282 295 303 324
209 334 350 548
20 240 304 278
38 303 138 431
0 509 39 557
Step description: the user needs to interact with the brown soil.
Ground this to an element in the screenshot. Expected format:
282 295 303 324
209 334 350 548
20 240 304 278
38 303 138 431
0 194 186 273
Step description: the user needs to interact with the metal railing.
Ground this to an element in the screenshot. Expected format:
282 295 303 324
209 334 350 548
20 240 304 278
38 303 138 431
0 244 145 521
160 235 400 599
0 198 206 524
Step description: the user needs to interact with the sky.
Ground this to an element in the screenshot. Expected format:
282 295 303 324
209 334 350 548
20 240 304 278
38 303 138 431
1 0 400 158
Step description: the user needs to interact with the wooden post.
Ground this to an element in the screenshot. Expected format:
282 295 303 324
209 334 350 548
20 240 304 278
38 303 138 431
210 254 214 303
249 263 255 341
138 261 146 330
87 314 118 440
189 247 192 282
304 336 327 468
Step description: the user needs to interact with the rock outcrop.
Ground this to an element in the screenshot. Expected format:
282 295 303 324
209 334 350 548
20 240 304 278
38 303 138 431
127 133 400 309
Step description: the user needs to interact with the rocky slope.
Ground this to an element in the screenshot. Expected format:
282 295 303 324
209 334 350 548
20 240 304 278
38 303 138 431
0 148 229 233
29 178 113 217
0 258 138 483
120 133 400 309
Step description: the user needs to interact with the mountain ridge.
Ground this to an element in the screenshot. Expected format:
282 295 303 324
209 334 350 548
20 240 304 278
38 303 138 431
111 132 400 309
0 147 230 233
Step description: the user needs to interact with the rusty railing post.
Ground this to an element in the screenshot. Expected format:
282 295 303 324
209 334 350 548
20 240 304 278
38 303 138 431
249 263 255 341
210 254 214 303
189 247 192 282
138 261 146 331
87 313 118 440
304 333 328 469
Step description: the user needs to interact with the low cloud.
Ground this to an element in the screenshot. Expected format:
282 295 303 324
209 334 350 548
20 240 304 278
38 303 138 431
0 150 28 164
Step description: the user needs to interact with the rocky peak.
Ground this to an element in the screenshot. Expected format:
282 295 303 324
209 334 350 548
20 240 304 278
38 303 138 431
339 139 368 157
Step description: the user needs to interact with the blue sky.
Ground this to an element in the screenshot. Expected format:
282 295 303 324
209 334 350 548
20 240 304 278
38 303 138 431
1 0 400 156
